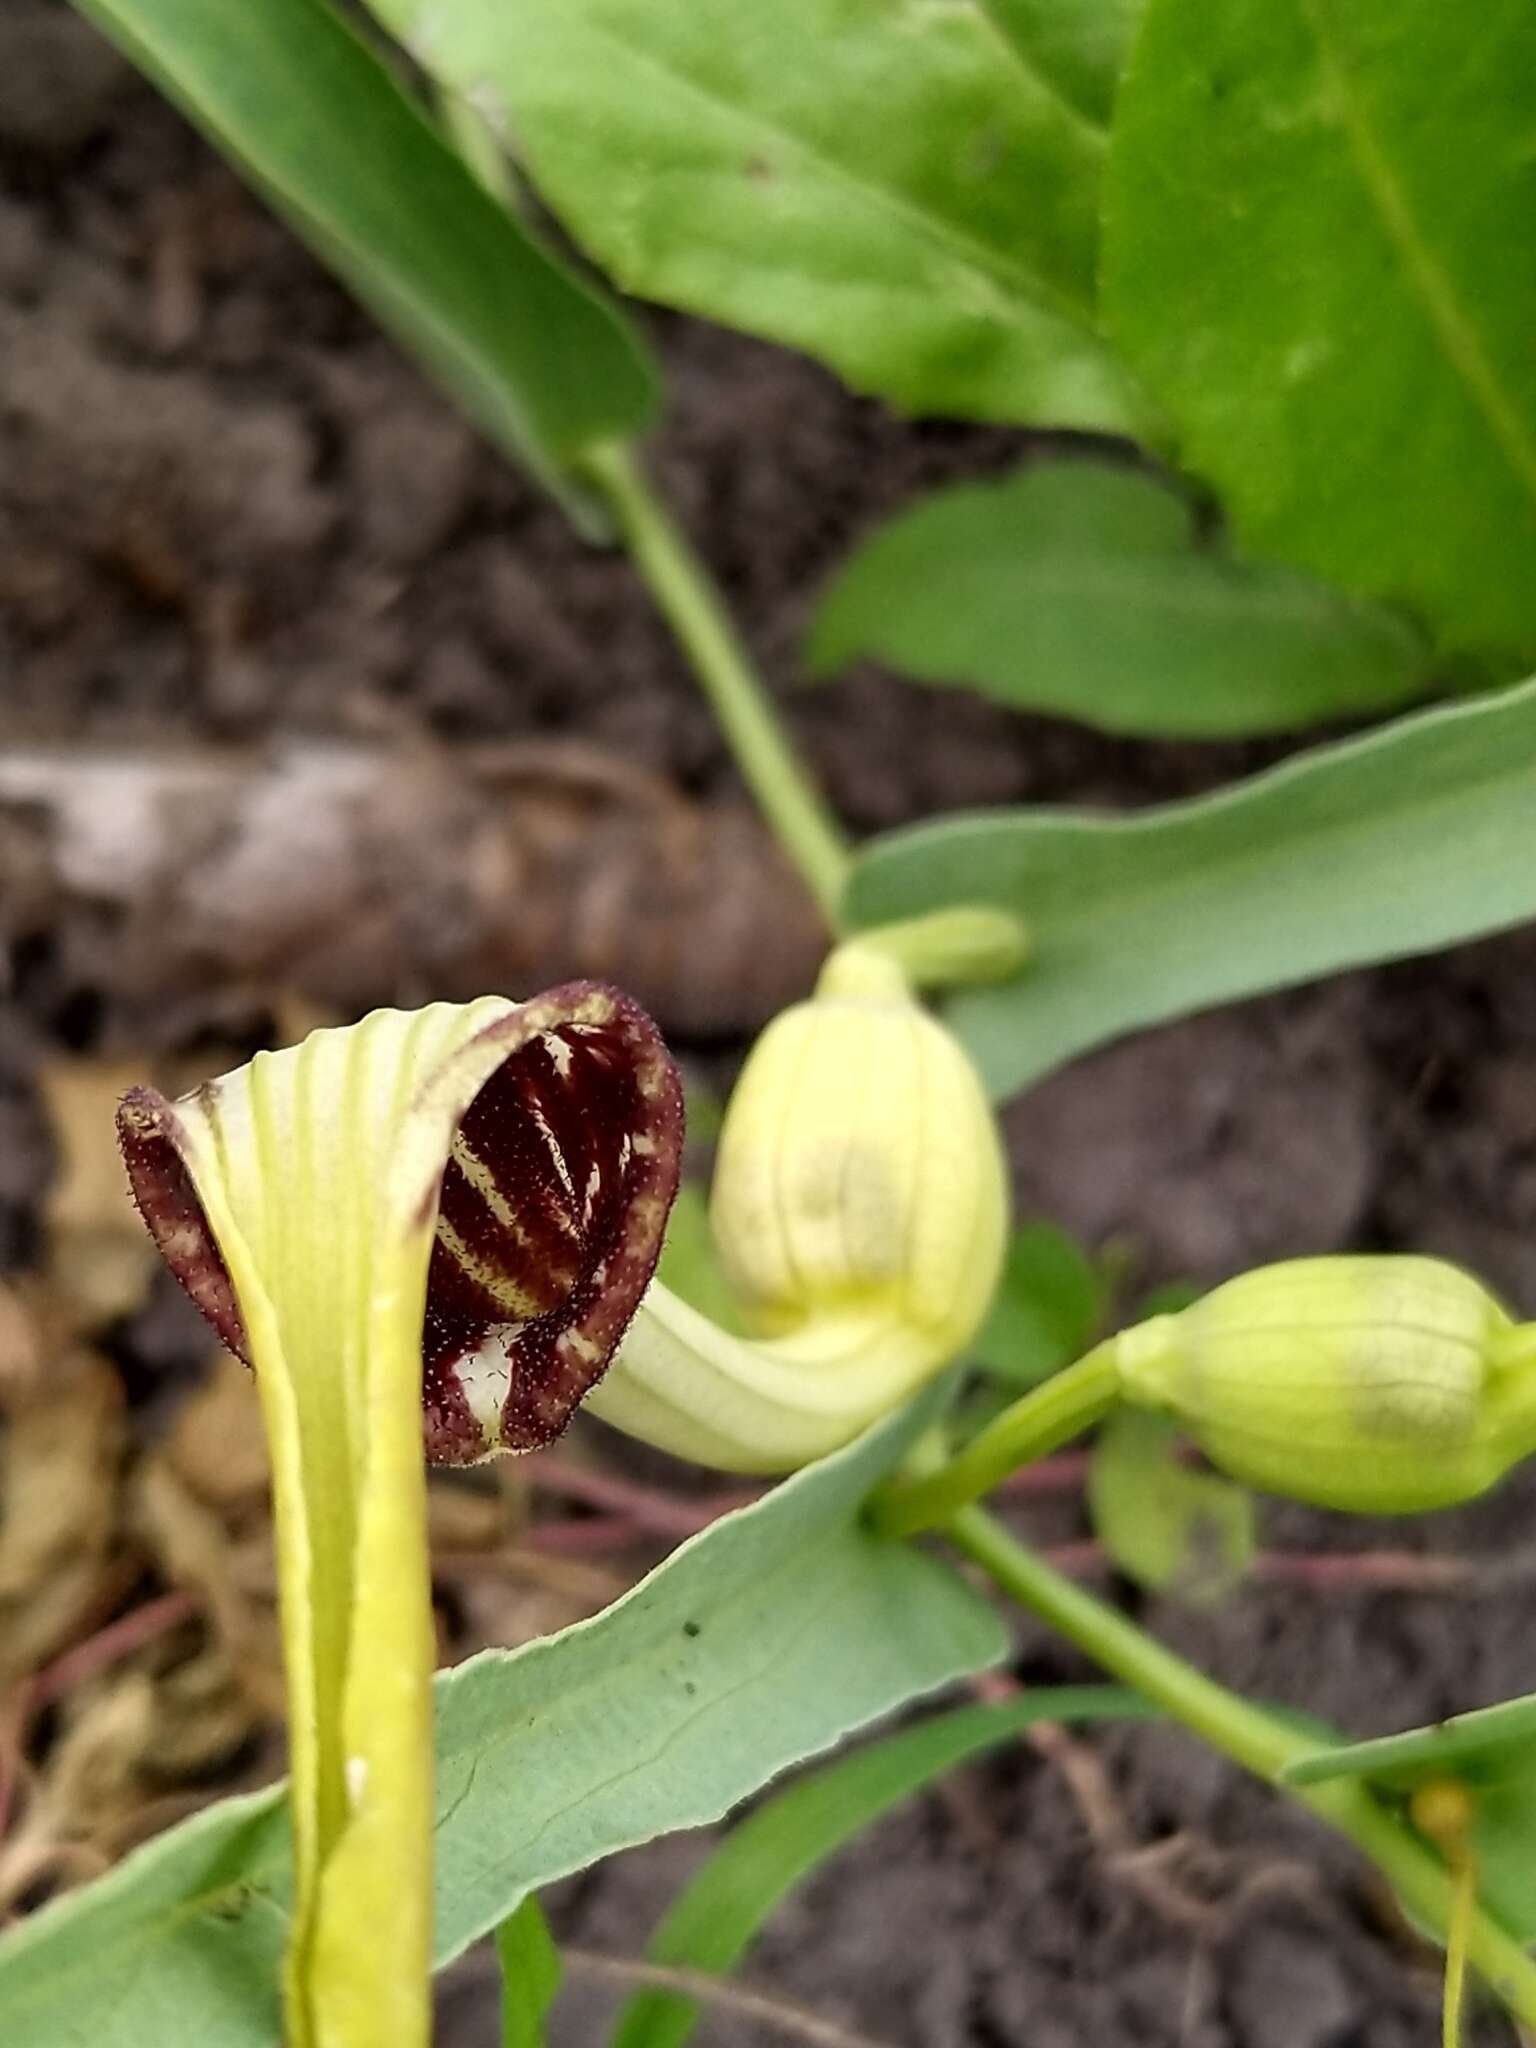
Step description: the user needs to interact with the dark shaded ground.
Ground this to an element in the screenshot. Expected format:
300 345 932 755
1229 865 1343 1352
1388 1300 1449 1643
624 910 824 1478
4 10 1535 2044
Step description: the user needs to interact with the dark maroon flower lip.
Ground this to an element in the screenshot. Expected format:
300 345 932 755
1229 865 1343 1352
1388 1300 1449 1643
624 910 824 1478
118 983 683 1463
419 983 683 1461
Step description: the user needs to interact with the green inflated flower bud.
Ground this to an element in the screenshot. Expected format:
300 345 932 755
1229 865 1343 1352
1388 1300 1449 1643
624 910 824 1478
1115 1256 1536 1514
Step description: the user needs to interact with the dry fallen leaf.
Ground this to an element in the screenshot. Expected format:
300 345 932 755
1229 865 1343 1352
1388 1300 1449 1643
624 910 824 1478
0 1280 42 1407
36 1056 160 1329
0 1346 125 1690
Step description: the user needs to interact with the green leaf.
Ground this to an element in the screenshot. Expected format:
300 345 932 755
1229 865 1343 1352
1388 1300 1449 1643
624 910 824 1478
72 0 657 513
1281 1693 1536 1943
972 1221 1104 1387
1467 1777 1536 1945
1088 1410 1255 1603
1283 1695 1536 1793
979 0 1145 126
809 462 1429 739
1103 0 1536 665
612 1686 1154 2048
0 1382 1001 2048
497 1898 562 2048
845 675 1536 1101
360 0 1146 432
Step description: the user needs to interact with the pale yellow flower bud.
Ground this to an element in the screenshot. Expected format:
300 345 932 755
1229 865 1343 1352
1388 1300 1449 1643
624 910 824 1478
589 943 1010 1471
1115 1255 1533 1514
712 943 1003 1354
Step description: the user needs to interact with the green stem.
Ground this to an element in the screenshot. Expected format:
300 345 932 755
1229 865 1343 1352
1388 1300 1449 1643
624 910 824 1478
578 442 850 925
947 1506 1536 2029
872 1345 1120 1539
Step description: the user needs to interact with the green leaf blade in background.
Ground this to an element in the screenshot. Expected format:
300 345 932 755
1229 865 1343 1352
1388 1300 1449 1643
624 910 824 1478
0 1385 1002 2048
978 0 1145 126
362 0 1145 432
1282 1695 1536 1943
972 1221 1104 1387
846 676 1536 1101
613 1686 1154 2048
497 1897 562 2048
1088 1410 1255 1603
1103 0 1536 665
72 0 658 510
1283 1696 1536 1794
809 461 1429 738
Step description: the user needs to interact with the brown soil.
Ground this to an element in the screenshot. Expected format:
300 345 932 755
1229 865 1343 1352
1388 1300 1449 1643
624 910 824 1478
3 13 1534 2045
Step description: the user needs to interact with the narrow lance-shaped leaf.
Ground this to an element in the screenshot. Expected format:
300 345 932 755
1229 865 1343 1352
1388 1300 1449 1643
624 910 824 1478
613 1686 1155 2048
360 0 1148 432
0 1381 1006 2048
116 987 684 2047
1282 1696 1536 1943
810 461 1429 739
1103 0 1536 665
71 0 658 516
846 675 1536 1101
496 1897 561 2048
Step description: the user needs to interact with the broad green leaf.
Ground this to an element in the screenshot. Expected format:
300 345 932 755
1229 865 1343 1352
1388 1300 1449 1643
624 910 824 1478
497 1897 561 2048
0 1383 1001 2048
613 1686 1154 2048
809 462 1428 738
362 0 1146 432
979 0 1145 126
846 675 1536 1101
972 1221 1103 1387
1103 0 1536 665
1087 1410 1254 1603
72 0 657 514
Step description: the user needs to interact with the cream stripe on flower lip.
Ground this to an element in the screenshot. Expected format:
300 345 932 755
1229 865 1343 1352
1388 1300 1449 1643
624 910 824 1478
447 1129 547 1248
432 1211 554 1320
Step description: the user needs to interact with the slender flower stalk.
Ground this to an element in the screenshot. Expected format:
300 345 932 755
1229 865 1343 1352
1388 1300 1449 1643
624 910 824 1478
578 441 850 925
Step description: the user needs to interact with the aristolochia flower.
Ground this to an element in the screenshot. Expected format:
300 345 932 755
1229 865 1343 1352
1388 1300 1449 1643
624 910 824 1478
586 941 1010 1470
117 956 1007 2041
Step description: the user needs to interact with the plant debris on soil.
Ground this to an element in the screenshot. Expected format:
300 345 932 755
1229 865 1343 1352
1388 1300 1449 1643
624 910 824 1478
3 18 1535 2046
